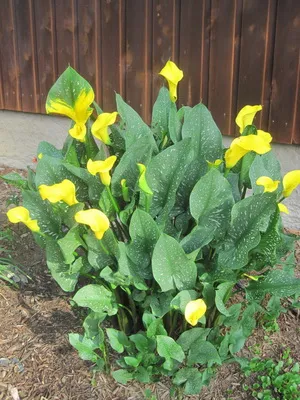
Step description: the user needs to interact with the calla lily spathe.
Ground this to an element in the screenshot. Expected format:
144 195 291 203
256 176 280 193
91 112 118 144
159 60 183 102
39 179 78 206
137 163 153 195
225 130 272 169
236 105 262 133
184 299 207 326
75 209 109 240
278 203 289 214
7 206 40 232
282 170 300 198
87 156 117 186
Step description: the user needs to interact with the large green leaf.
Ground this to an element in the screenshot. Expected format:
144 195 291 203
146 138 192 226
170 290 198 313
177 103 223 209
127 209 160 279
151 87 171 140
116 93 157 151
156 335 185 370
111 135 154 197
177 328 211 352
37 141 62 159
22 190 61 238
69 333 98 362
83 231 114 270
58 226 86 264
249 151 282 194
246 270 300 301
45 237 79 291
0 172 28 189
215 282 234 317
73 284 118 315
173 368 203 395
189 168 234 244
106 328 130 353
187 339 221 367
152 233 197 291
218 193 277 269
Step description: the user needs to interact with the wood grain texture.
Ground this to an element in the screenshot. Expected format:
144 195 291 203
268 0 300 144
125 0 152 122
209 0 243 136
178 0 211 106
0 0 21 110
152 0 180 103
0 0 299 144
34 0 57 112
101 0 125 111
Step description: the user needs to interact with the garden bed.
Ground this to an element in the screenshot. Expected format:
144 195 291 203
0 168 299 400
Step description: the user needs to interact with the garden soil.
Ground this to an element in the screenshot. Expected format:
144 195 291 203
0 166 299 400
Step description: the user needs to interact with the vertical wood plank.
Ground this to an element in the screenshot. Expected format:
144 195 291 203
55 0 78 74
178 0 211 106
292 53 300 144
125 0 152 122
0 0 21 110
15 0 39 112
77 0 97 97
152 0 180 103
101 0 125 111
34 0 57 112
269 0 300 144
209 0 243 135
237 0 277 131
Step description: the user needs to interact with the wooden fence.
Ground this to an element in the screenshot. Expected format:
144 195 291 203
0 0 299 144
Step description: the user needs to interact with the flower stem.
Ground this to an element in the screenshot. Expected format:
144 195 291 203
106 186 120 214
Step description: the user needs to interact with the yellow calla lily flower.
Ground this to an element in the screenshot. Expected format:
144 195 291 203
184 299 207 326
91 112 118 144
7 206 40 232
39 179 78 206
256 176 280 193
137 163 153 195
225 130 272 169
236 105 262 133
159 60 183 102
87 156 117 186
47 89 94 142
75 209 109 240
282 170 300 197
278 203 289 214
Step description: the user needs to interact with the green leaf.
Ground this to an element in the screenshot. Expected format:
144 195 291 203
124 356 140 368
147 291 174 317
249 151 282 194
152 233 197 291
146 138 192 226
187 339 221 367
168 102 182 143
22 190 61 238
156 335 185 370
58 226 86 264
0 172 28 189
46 66 93 115
173 367 203 395
135 366 151 383
127 209 160 279
37 141 62 159
218 193 277 269
177 328 211 352
62 203 85 229
73 284 118 315
146 318 167 338
83 231 114 270
116 93 157 151
151 87 171 140
215 282 234 317
202 283 215 309
189 168 234 243
45 237 79 291
106 328 130 353
111 135 154 197
246 270 300 301
83 312 106 340
69 333 98 362
112 369 133 384
129 333 151 353
170 290 198 313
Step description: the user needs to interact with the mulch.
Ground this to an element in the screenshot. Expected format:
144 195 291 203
0 167 299 400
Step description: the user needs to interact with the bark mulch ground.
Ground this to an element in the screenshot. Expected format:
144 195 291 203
0 167 299 400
